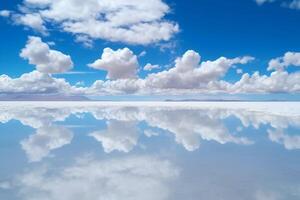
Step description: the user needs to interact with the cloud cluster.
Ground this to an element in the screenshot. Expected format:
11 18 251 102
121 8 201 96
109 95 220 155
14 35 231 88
0 70 85 95
87 49 255 95
20 36 73 74
2 0 179 45
0 71 65 94
229 70 300 93
2 41 300 96
145 51 253 90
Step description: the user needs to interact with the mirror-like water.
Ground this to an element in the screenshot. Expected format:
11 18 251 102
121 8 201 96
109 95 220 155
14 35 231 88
0 102 300 200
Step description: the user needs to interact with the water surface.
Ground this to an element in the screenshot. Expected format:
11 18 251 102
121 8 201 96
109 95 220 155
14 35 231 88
0 102 300 200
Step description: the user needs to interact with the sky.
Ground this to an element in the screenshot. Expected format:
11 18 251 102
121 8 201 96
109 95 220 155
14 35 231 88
0 0 300 100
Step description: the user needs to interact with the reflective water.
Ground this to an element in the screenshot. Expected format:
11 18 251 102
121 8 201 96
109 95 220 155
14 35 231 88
0 102 300 200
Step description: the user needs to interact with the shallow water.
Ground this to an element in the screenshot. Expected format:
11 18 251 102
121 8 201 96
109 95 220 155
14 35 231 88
0 102 300 200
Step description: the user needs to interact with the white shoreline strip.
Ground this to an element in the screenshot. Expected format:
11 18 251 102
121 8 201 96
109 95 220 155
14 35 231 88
0 101 299 116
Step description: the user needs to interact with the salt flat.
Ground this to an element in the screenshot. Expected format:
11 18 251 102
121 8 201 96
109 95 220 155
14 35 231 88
0 101 299 116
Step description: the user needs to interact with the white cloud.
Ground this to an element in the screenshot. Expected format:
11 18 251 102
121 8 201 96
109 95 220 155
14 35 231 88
13 13 47 35
0 71 77 94
268 51 300 71
74 35 93 48
1 50 300 96
21 125 73 162
86 49 253 95
0 10 11 17
20 36 73 74
255 0 275 6
230 71 300 93
88 47 139 79
89 78 144 94
9 0 179 45
236 68 243 74
144 50 254 91
24 0 52 6
139 50 147 57
144 63 160 71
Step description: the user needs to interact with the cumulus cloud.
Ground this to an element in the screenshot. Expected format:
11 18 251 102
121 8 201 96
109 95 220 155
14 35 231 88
1 50 300 96
267 51 300 71
0 71 63 94
230 71 300 93
20 36 73 74
144 50 254 91
6 0 179 45
0 71 84 95
88 49 254 95
88 48 138 79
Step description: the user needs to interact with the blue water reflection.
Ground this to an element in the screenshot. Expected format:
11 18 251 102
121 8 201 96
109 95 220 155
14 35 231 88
0 102 299 199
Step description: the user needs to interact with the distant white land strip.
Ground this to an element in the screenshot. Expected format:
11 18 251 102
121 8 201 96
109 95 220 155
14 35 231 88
0 101 299 116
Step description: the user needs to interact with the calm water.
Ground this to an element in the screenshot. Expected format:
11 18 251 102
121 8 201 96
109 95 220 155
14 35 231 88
0 102 300 200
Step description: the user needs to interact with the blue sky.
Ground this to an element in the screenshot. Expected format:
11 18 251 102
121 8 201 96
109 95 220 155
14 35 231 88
0 0 300 100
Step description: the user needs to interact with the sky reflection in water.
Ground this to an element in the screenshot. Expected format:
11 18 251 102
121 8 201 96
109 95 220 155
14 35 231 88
0 102 300 200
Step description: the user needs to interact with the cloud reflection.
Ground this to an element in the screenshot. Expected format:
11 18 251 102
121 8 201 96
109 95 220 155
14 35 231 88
268 129 300 150
90 120 139 153
15 155 179 200
21 125 73 162
0 102 299 155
